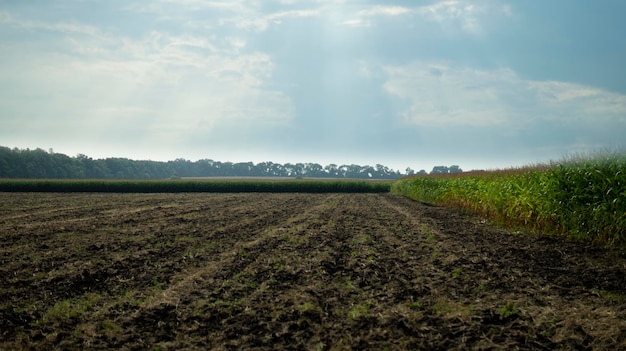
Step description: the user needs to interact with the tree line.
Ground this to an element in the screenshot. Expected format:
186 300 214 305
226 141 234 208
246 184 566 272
0 146 415 179
0 146 463 179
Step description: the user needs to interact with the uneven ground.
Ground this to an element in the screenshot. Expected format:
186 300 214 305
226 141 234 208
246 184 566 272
1 193 626 350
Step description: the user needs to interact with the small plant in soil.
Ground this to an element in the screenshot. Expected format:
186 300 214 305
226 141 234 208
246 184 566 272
498 301 519 319
348 303 370 319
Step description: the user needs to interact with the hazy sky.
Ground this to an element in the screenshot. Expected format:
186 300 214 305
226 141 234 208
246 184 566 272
1 1 625 172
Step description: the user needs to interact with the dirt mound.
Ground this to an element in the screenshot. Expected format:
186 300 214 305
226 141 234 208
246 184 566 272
1 193 625 350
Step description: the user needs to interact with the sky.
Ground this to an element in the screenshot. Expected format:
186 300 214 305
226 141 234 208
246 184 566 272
1 0 625 172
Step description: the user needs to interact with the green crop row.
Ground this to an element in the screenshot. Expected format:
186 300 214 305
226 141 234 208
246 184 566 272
0 178 392 193
392 153 626 246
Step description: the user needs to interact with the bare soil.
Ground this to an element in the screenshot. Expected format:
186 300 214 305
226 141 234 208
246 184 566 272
1 193 625 350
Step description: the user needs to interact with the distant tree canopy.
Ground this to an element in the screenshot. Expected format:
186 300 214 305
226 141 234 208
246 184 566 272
430 165 463 175
0 146 417 179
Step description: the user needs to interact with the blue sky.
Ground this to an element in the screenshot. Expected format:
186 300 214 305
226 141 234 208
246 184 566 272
1 0 625 172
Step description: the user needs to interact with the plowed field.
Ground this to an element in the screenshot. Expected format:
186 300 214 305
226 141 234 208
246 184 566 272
1 193 626 350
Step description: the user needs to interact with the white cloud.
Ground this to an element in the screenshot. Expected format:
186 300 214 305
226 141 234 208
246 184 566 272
382 61 626 127
341 19 370 28
0 10 100 36
123 0 501 35
152 0 248 12
358 6 411 17
415 0 488 35
529 81 626 122
125 1 322 32
224 8 321 31
352 0 511 35
0 12 294 151
382 63 518 126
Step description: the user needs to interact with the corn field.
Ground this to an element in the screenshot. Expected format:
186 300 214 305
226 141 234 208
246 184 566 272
392 153 626 246
0 178 392 193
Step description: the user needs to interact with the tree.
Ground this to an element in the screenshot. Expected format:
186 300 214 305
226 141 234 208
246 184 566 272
324 164 338 177
449 165 463 174
233 162 254 176
304 163 324 177
431 166 449 175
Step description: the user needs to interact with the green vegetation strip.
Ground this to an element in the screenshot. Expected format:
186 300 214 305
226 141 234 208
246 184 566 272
0 179 391 193
392 153 626 246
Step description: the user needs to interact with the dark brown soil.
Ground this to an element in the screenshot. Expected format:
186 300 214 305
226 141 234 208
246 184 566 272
1 193 625 350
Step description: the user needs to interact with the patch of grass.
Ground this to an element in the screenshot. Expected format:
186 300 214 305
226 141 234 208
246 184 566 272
41 292 102 324
420 224 437 243
348 303 371 319
593 289 626 302
433 300 453 316
451 267 463 279
432 299 473 320
100 318 122 336
407 300 422 311
297 301 321 314
498 301 519 319
343 276 356 291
